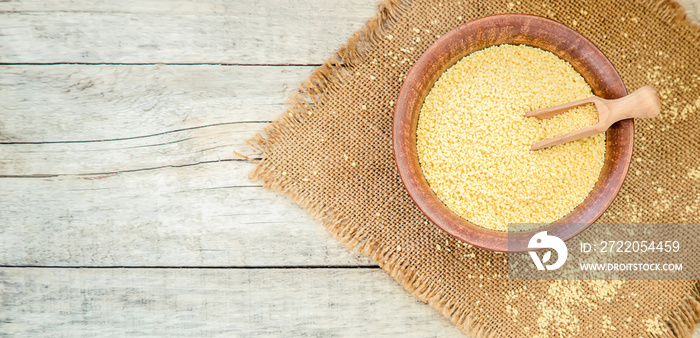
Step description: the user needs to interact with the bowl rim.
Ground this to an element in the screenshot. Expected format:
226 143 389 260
392 13 634 252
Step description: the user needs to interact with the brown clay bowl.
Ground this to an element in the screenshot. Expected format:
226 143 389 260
393 14 633 252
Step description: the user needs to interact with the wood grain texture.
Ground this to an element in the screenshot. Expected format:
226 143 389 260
0 65 310 142
0 0 381 64
0 161 371 267
0 123 262 175
0 268 463 337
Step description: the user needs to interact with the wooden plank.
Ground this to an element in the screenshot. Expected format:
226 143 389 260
2 0 697 22
0 123 263 176
0 0 381 64
0 161 372 267
0 65 310 142
0 267 463 337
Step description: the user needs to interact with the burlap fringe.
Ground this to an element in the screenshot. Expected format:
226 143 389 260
642 0 700 40
663 283 700 338
247 0 700 336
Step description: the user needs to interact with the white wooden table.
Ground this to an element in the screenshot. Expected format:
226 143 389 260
1 1 698 336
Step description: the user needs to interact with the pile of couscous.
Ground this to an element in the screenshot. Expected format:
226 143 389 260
416 44 605 231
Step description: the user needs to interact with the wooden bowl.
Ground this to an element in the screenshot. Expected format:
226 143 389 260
393 14 633 252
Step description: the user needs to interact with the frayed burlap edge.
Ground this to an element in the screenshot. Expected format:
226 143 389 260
247 0 700 336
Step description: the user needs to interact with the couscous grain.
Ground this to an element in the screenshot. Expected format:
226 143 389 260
416 44 605 231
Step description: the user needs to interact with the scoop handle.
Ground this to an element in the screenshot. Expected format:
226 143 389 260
603 85 661 127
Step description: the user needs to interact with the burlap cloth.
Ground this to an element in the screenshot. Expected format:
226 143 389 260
249 0 700 336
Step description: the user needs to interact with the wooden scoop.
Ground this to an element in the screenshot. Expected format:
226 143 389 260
526 85 661 150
